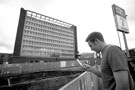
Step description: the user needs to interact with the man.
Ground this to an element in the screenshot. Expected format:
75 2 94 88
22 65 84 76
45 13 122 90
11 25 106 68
83 31 130 90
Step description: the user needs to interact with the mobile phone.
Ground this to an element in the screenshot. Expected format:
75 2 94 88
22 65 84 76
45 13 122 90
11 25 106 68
76 59 83 67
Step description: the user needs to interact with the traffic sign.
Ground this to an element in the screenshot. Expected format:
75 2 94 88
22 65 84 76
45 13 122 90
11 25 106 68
112 4 129 33
115 15 129 33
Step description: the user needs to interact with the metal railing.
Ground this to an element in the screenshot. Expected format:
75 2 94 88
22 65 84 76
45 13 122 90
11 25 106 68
59 70 102 90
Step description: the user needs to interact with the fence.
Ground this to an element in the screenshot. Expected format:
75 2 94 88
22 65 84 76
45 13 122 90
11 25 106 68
59 65 102 90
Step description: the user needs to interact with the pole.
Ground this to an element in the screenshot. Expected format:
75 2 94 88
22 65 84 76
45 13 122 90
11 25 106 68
117 31 122 48
0 64 3 75
122 32 130 57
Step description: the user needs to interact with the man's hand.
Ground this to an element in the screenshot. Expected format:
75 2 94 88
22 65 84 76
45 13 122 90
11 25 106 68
82 64 94 71
81 64 102 78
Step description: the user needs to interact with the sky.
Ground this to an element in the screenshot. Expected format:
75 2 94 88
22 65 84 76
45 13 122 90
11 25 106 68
0 0 135 54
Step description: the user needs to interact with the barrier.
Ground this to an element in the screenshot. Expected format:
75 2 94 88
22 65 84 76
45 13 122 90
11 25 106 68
0 60 87 74
59 71 93 90
59 65 102 90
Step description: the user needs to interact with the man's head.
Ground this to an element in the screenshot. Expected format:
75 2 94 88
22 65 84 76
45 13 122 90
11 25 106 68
86 32 105 53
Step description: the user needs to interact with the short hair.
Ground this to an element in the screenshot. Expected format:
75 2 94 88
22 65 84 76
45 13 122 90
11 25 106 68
86 32 104 42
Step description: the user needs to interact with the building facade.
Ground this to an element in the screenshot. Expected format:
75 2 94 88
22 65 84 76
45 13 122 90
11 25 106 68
12 8 78 63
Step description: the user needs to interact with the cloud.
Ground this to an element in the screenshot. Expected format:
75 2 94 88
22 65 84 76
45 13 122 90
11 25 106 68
0 42 14 53
125 0 135 21
0 0 135 53
0 46 12 53
0 0 9 4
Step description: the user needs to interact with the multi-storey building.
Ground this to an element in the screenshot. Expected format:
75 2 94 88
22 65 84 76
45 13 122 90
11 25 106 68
11 8 78 63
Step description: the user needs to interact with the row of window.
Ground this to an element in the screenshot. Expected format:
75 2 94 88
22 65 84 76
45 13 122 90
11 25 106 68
25 24 73 37
23 30 73 42
22 40 74 50
24 27 74 40
21 48 74 55
22 45 74 53
25 20 74 34
26 16 73 30
23 35 74 47
21 50 74 58
23 30 74 46
26 16 73 32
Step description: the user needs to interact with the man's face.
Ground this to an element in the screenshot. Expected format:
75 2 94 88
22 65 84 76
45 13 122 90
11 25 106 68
88 40 100 53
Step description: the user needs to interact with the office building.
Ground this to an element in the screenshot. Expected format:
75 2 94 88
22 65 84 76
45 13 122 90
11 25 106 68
12 8 78 63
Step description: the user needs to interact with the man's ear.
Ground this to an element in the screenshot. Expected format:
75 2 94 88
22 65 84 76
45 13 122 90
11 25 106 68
96 38 100 42
94 38 100 44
